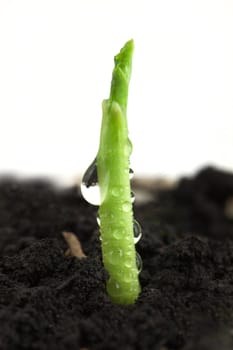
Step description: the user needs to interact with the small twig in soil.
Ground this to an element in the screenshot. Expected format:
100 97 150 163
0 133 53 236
62 231 87 259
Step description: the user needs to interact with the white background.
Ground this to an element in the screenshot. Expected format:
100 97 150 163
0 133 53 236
0 0 233 183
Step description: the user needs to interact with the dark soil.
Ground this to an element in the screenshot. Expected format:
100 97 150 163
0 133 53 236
1 166 233 350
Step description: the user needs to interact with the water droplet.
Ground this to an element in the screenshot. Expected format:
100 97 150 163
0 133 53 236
112 228 125 240
122 270 134 283
127 138 133 155
131 191 135 203
96 214 100 226
105 249 123 265
129 168 134 179
124 259 133 269
81 182 100 206
122 201 132 213
81 158 101 205
111 187 119 197
115 282 120 289
133 220 142 244
125 138 133 156
109 212 115 220
82 158 98 186
136 252 143 272
125 249 132 257
111 186 124 197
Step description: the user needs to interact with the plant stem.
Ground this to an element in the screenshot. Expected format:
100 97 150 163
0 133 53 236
97 40 141 304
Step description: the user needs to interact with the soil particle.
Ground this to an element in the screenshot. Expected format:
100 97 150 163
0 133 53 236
0 167 233 349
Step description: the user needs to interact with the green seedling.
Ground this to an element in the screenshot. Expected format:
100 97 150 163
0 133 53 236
81 40 141 305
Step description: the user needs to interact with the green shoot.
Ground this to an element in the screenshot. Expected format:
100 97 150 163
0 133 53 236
97 40 141 304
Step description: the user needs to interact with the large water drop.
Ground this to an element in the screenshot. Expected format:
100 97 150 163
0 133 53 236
133 220 142 244
81 158 101 205
136 252 143 273
82 158 98 186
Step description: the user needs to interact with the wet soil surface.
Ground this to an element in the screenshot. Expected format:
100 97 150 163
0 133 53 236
0 166 233 349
